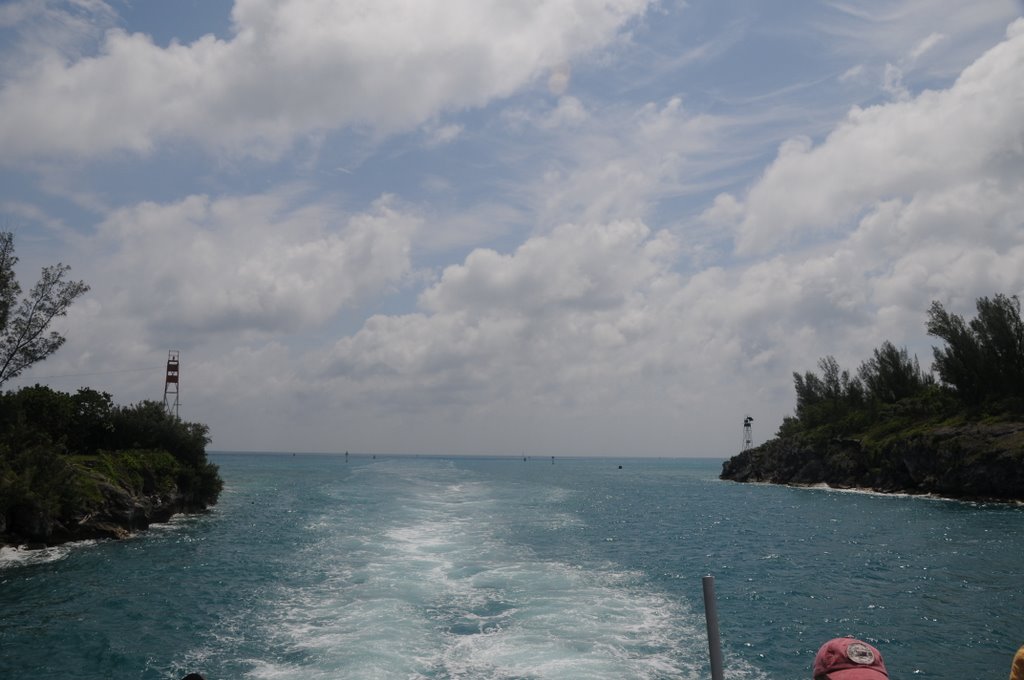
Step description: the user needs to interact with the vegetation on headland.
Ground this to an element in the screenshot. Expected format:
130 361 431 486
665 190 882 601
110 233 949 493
721 294 1024 501
0 231 222 547
0 386 223 546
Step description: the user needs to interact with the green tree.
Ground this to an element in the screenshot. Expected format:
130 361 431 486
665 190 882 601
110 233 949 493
0 232 89 386
970 294 1024 401
792 368 824 423
857 341 930 404
2 385 75 448
926 300 983 404
68 388 115 455
793 356 864 428
927 294 1024 406
109 400 211 466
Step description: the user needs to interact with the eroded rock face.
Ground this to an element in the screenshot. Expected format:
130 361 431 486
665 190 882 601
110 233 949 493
3 482 196 546
70 490 189 541
721 422 1024 502
7 504 54 541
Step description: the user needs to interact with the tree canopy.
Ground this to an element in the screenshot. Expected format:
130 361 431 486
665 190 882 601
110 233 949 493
783 293 1024 439
1 385 222 542
927 294 1024 407
0 231 89 386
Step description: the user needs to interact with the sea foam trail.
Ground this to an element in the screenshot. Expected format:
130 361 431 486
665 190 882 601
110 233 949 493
5 455 1017 678
238 459 728 679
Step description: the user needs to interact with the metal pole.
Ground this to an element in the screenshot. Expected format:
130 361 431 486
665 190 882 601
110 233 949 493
702 575 725 680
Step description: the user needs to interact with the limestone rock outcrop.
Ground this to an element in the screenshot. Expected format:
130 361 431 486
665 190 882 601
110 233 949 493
721 421 1024 502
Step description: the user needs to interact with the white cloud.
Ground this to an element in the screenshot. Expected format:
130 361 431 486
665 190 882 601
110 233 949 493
91 191 419 341
0 0 42 27
8 5 1024 458
0 0 652 160
813 1 1020 104
321 221 683 412
881 62 911 100
424 124 464 147
0 1 115 31
699 193 743 228
909 32 946 61
534 96 721 226
547 62 572 96
838 64 866 82
818 0 1017 61
420 220 676 315
542 96 590 129
0 0 117 77
735 19 1024 254
305 212 893 453
294 19 1024 455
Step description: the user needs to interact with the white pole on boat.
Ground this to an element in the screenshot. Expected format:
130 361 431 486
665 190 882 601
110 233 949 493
702 575 725 680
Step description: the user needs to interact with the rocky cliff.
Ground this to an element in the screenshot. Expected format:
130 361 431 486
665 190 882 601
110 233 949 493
1 450 219 547
6 483 196 545
720 421 1024 502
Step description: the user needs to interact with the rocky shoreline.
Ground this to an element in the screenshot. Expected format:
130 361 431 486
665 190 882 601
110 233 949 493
1 455 217 548
720 420 1024 503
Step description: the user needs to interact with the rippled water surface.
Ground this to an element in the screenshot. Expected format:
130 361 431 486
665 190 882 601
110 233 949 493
2 454 1022 678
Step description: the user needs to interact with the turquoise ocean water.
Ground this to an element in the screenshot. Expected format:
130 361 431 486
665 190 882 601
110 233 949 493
1 453 1022 679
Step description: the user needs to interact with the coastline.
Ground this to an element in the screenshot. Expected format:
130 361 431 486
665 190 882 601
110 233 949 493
0 511 204 567
721 477 1024 507
720 420 1024 504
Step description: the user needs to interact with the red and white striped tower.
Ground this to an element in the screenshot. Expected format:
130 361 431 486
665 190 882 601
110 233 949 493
163 350 180 418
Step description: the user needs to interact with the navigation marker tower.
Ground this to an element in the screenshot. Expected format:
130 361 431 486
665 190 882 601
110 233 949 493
163 350 180 419
742 416 753 451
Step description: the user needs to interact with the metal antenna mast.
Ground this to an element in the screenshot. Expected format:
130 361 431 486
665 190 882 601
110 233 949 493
742 416 753 451
163 350 180 418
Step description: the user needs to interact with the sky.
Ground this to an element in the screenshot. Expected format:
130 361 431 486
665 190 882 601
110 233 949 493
1 0 1023 457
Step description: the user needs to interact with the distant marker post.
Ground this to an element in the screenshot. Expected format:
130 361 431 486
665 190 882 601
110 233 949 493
702 575 725 680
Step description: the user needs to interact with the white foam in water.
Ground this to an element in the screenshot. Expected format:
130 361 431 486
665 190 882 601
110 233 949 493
0 540 97 569
239 462 744 679
152 511 209 529
1 512 199 573
431 562 706 680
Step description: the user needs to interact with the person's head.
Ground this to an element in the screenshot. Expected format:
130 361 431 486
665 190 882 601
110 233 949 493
813 637 888 680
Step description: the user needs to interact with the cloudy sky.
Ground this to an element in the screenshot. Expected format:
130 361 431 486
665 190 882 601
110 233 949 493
2 0 1023 457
